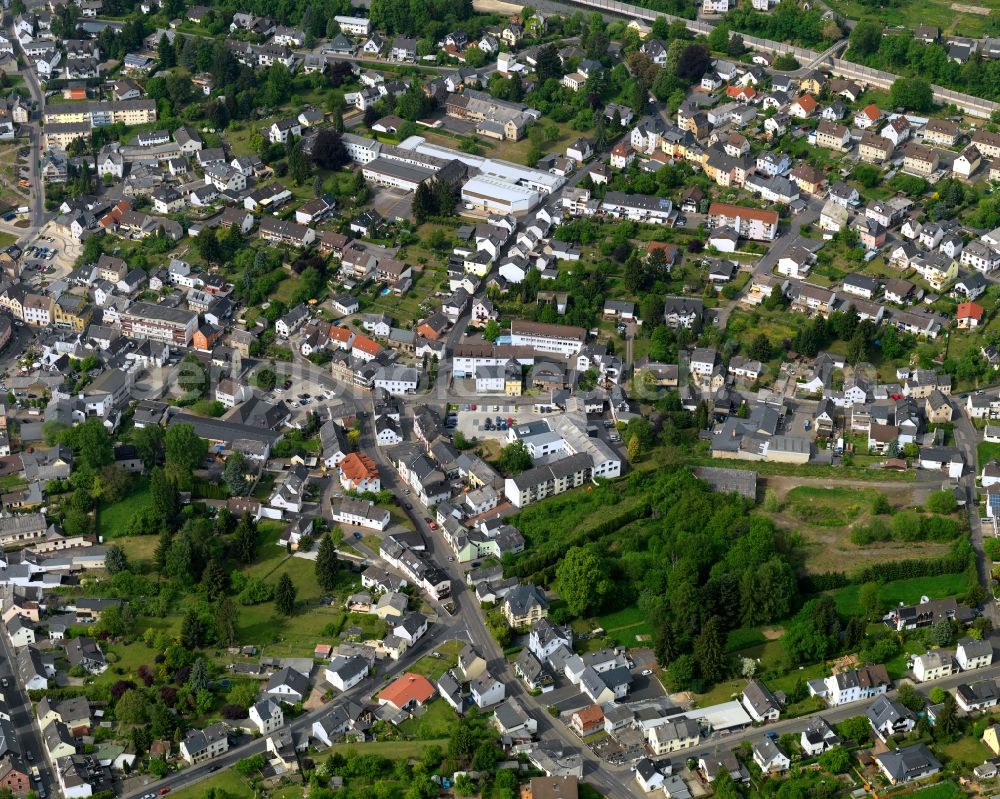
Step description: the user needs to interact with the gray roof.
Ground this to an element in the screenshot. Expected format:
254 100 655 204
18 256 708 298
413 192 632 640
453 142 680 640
876 744 941 783
504 584 548 617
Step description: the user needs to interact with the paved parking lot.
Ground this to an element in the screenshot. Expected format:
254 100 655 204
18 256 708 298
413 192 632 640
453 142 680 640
371 187 414 222
22 221 79 287
451 407 545 442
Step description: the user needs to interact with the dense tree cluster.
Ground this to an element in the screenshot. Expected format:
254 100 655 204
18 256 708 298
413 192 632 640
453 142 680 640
412 179 458 224
848 19 1000 103
369 0 473 35
726 0 840 47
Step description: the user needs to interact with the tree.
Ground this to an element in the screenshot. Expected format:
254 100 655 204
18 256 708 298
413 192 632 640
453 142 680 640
664 653 695 691
215 597 238 646
233 754 266 777
99 603 136 638
859 581 882 621
675 44 710 82
693 616 728 684
818 746 851 774
224 452 252 497
707 23 729 52
483 319 501 342
166 535 193 583
849 18 881 56
255 367 277 391
150 468 179 527
896 682 925 713
70 418 114 469
165 424 208 473
784 597 841 664
189 657 210 692
316 533 340 593
935 692 959 742
312 129 349 170
535 43 562 81
556 546 612 617
115 688 148 724
275 573 297 616
627 434 641 463
836 715 870 744
202 559 227 600
288 141 310 185
104 544 128 575
926 489 957 514
498 440 533 475
234 513 258 564
852 163 881 188
748 333 773 362
180 608 204 649
890 77 933 112
931 618 954 646
133 424 165 471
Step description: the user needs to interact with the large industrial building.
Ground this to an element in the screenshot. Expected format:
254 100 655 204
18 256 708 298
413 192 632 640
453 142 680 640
345 135 564 216
362 157 437 191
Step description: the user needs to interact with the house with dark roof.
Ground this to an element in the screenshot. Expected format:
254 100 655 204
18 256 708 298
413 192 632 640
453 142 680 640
875 744 941 785
741 679 780 722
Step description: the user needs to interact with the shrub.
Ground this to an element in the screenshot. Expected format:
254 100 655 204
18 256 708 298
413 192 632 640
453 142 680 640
238 577 274 605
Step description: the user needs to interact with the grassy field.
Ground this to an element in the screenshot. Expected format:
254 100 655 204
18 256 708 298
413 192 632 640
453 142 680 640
769 482 951 574
407 639 465 680
784 485 877 527
904 781 966 799
396 699 457 739
978 441 1000 467
117 534 159 567
326 739 449 758
593 606 655 648
829 572 971 617
825 0 990 37
97 477 152 538
167 768 254 799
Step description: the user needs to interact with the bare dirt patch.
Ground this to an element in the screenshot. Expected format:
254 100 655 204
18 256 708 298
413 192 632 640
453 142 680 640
472 0 521 12
761 627 783 640
950 2 990 14
762 477 953 574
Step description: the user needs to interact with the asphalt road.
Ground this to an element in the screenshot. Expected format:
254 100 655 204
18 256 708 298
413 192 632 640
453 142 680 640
0 630 51 796
11 27 47 237
119 622 453 799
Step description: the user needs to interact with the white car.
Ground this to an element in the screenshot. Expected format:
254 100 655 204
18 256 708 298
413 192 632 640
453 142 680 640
641 669 653 676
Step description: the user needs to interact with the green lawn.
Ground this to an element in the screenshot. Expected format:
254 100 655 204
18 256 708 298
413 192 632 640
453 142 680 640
403 642 465 680
97 478 152 538
229 521 365 655
326 739 449 758
0 473 26 493
904 781 966 799
829 573 971 617
593 606 655 647
726 626 771 652
977 441 1000 468
167 769 254 799
825 0 988 36
784 485 877 527
396 699 457 739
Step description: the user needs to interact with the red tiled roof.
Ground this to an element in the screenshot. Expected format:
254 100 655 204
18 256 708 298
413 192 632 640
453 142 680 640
794 94 817 112
339 452 378 482
958 301 984 321
379 673 435 709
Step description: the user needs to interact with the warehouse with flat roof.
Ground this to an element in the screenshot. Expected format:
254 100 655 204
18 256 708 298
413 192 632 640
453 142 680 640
362 157 435 191
462 175 539 215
